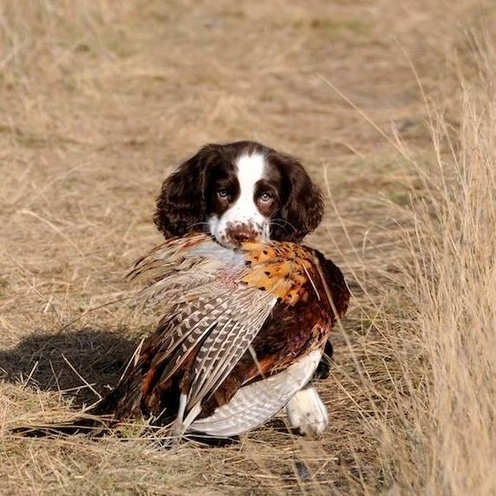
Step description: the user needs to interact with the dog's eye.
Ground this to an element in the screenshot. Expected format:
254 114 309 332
259 191 273 203
217 188 229 199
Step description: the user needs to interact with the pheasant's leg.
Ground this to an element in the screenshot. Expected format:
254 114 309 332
314 339 333 379
171 392 188 437
284 384 329 436
171 372 193 438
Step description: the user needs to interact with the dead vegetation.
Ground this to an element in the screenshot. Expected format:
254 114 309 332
0 0 495 494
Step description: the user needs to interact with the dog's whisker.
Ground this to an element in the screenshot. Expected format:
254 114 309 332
270 218 297 234
187 222 211 232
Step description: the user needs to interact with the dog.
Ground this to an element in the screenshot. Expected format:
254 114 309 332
154 140 333 436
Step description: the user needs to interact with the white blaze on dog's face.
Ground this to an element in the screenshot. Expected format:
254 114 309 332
208 152 280 249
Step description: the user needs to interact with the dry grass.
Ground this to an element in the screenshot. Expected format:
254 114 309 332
0 0 495 494
374 36 496 493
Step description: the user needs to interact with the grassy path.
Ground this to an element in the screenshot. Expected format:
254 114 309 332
0 1 493 494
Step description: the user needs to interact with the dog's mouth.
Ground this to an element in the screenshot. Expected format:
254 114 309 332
216 223 265 249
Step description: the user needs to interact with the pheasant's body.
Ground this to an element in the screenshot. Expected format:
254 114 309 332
14 233 350 439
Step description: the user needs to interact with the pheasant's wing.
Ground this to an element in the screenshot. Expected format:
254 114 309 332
145 285 234 373
163 286 277 434
127 234 250 374
186 287 276 407
147 286 276 390
189 350 322 437
97 287 246 421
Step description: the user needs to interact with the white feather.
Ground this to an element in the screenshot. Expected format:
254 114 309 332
189 350 321 437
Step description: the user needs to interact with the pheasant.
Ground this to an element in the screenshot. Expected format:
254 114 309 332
13 233 349 439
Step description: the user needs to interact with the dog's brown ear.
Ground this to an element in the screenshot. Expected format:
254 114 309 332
268 152 324 242
154 145 219 238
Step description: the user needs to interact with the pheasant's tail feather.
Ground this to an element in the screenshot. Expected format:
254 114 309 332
9 415 113 438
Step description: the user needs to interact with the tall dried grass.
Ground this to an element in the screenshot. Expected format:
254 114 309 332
374 33 496 495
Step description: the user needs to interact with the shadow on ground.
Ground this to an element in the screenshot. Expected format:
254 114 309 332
0 328 140 406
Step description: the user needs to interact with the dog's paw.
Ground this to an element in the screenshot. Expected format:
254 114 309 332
285 385 328 437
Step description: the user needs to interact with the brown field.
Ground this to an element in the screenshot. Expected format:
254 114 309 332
1 1 495 494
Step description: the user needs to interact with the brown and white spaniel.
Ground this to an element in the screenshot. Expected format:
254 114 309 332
154 141 332 436
154 141 324 248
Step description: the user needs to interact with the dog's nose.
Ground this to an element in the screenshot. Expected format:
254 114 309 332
228 226 257 246
234 231 253 243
